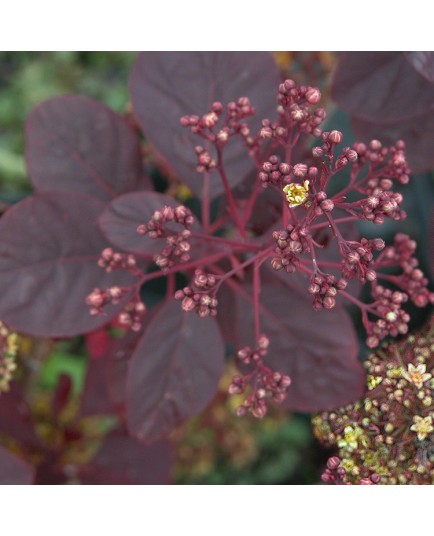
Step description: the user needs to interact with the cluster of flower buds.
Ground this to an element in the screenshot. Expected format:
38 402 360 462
194 146 216 173
0 321 18 394
271 224 311 274
338 140 411 224
228 335 292 419
180 98 256 149
340 238 385 283
313 317 434 484
308 273 347 310
321 456 381 485
137 205 194 272
275 79 326 136
311 131 358 170
86 286 128 316
174 269 218 317
360 189 406 224
383 233 434 307
97 247 137 273
117 298 146 332
258 155 291 188
365 285 410 348
137 205 194 238
353 139 410 185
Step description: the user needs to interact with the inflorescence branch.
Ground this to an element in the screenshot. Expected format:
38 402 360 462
86 78 434 417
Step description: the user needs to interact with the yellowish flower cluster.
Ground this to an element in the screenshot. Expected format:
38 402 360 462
313 316 434 484
0 321 18 394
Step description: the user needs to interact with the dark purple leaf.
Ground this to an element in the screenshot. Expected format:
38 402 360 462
405 51 434 83
79 433 172 484
129 52 279 199
233 268 364 412
99 191 195 256
0 446 34 484
25 95 149 202
332 52 434 123
127 299 225 442
0 192 134 337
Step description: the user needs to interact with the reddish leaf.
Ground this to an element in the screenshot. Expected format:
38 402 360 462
126 299 225 442
79 433 172 484
232 268 364 412
99 191 194 256
405 51 434 83
0 446 34 484
0 192 134 337
25 95 149 202
129 52 279 199
332 52 434 123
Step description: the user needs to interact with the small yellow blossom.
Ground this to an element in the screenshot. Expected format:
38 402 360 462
367 375 383 390
403 363 432 388
386 366 404 379
6 333 18 356
337 425 369 451
283 180 310 208
410 415 433 441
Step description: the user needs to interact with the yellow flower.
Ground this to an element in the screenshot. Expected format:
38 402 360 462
367 375 383 390
337 425 369 451
410 415 433 441
403 363 431 389
6 333 18 357
283 180 310 208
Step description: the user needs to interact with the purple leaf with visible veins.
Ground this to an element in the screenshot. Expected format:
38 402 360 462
26 95 149 202
332 52 434 123
0 192 134 337
232 268 364 412
129 52 279 199
99 191 200 256
332 52 434 172
126 299 225 442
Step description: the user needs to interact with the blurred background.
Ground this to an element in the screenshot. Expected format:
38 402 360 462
0 52 432 484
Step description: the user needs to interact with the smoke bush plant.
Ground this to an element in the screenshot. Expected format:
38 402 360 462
0 52 432 455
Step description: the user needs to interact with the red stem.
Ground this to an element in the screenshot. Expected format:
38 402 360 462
190 232 261 251
216 146 247 240
214 245 274 292
201 172 211 232
253 259 261 341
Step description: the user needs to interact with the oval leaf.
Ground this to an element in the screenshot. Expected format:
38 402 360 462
233 268 364 412
129 52 279 199
99 191 191 255
127 299 225 441
26 95 148 201
0 446 34 484
332 52 434 123
0 192 134 337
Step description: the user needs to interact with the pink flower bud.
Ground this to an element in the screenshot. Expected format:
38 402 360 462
328 130 343 144
305 87 321 104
